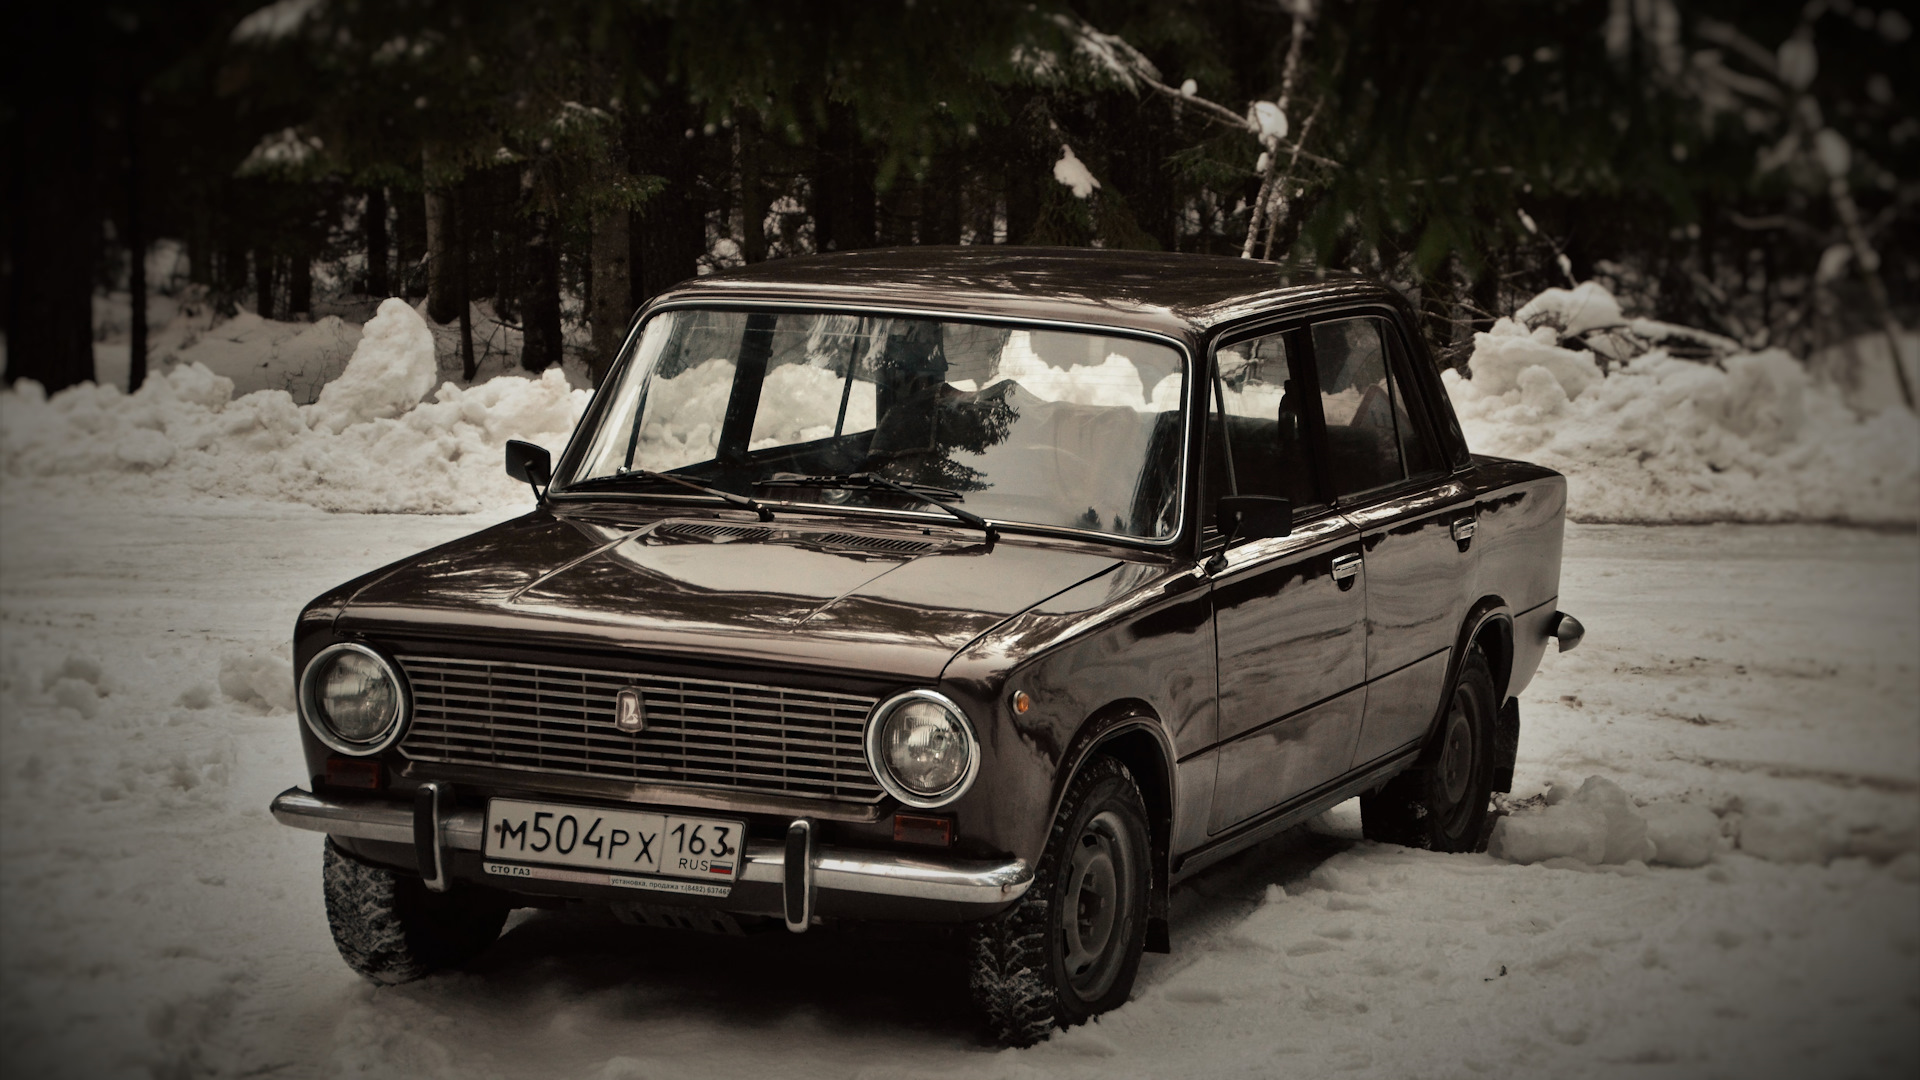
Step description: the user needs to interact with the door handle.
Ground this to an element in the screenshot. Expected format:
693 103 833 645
1331 553 1362 581
1451 517 1477 543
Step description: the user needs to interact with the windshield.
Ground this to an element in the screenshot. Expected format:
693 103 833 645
561 309 1188 539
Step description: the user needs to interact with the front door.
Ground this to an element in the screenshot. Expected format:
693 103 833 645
1308 314 1476 766
1206 326 1368 833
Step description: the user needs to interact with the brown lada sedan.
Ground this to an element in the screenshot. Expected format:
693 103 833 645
271 247 1581 1046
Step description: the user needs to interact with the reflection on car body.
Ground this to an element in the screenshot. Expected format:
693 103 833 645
270 247 1579 1046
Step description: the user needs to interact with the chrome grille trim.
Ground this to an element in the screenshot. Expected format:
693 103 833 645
395 656 884 803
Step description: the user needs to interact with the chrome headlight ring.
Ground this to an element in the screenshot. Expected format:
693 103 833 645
864 689 981 809
298 642 411 756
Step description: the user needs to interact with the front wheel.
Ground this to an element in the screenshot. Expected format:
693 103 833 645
968 755 1150 1047
1360 648 1498 853
322 839 510 984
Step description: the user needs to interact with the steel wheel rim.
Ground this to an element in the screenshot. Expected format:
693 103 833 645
1438 698 1474 807
1060 809 1134 1000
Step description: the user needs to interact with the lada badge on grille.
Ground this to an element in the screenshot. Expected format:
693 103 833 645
614 687 647 733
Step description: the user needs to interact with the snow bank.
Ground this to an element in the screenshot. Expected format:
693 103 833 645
1 301 588 514
306 298 438 433
171 310 363 402
1490 775 1919 870
998 331 1181 410
1491 776 1665 867
1451 283 1920 524
217 649 294 713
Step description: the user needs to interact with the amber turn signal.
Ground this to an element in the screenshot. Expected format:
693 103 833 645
324 756 384 790
894 813 953 847
1010 690 1032 715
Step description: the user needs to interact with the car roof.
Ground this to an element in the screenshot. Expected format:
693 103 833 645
649 246 1392 342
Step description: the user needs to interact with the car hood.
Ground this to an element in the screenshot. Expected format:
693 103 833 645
333 510 1128 681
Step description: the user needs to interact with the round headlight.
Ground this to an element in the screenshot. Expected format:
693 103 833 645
866 690 979 807
300 643 408 755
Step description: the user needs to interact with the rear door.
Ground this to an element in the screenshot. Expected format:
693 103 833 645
1307 313 1478 768
1206 325 1368 833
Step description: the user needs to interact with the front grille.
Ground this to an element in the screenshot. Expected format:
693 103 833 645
396 656 883 803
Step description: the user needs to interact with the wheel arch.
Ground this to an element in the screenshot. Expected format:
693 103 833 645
1440 598 1520 794
1049 700 1176 952
1420 598 1514 753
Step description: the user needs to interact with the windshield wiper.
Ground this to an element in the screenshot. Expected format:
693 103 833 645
568 469 775 521
757 472 996 542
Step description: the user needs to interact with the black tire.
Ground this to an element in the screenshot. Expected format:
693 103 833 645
1360 648 1498 853
322 839 510 984
968 755 1150 1047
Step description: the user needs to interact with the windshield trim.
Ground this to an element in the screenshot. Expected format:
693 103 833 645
549 299 1197 551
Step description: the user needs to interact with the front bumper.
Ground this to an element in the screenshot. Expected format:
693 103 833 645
270 787 1032 927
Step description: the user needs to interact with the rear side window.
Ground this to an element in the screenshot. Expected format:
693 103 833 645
1382 322 1443 479
1312 316 1440 499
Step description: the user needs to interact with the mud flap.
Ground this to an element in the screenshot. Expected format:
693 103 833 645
1489 697 1520 793
1145 918 1171 954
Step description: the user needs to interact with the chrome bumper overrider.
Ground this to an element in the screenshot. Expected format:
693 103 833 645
269 787 1032 912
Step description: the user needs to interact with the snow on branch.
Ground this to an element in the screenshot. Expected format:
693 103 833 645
1052 145 1100 199
1040 12 1338 171
236 127 325 178
230 0 323 44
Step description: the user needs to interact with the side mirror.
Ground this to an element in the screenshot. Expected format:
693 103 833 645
505 439 552 497
1217 494 1292 540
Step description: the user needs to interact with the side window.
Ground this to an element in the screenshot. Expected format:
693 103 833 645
1313 316 1438 499
1217 331 1317 509
1202 330 1318 540
1313 317 1401 497
1384 325 1444 479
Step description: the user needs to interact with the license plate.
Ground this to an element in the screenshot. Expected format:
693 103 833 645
483 799 744 898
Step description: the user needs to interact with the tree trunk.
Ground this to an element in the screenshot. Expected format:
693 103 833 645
3 4 96 393
922 149 964 246
254 247 275 319
456 184 476 380
365 186 390 297
188 193 212 285
813 102 875 252
736 111 768 264
630 94 706 305
395 187 426 298
288 226 313 317
589 207 631 385
126 81 148 393
521 205 563 373
221 218 248 298
1825 171 1916 410
423 146 460 324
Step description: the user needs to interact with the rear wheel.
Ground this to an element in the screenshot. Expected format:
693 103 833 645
322 839 510 984
1361 648 1497 853
968 755 1150 1047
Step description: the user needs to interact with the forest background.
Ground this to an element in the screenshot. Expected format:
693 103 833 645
2 0 1915 401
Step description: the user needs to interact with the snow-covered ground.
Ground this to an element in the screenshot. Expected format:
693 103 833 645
1 482 1913 1079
